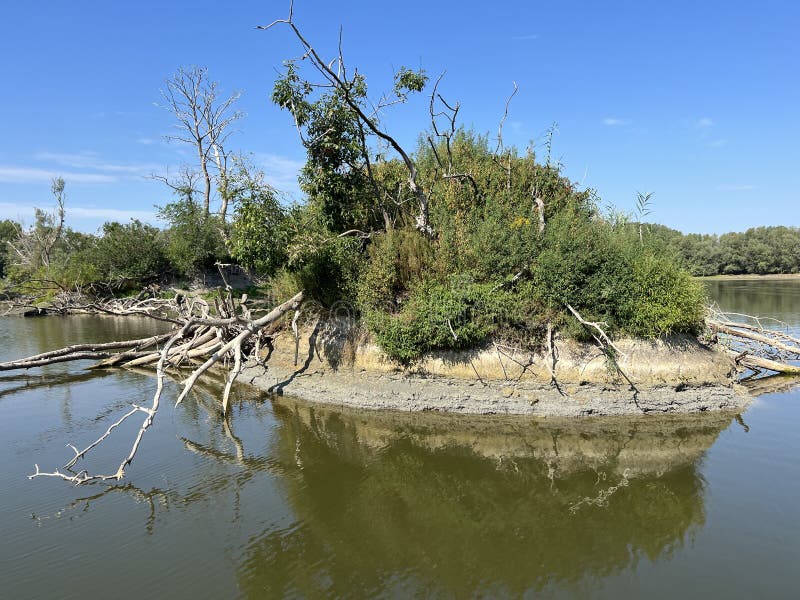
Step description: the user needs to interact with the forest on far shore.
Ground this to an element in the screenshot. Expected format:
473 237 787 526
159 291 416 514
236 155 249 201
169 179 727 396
641 224 800 276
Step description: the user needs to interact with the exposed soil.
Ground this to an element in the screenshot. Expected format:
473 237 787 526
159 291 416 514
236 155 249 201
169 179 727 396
243 322 749 417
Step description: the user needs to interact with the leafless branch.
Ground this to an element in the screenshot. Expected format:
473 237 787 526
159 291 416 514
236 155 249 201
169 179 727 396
21 289 305 485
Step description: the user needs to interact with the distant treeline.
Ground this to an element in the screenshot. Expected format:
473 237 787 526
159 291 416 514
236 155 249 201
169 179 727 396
640 224 800 276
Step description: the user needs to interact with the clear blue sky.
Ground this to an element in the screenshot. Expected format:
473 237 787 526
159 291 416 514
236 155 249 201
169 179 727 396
1 0 797 234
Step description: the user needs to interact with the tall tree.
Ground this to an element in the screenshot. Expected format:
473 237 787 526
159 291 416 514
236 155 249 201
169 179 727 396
159 66 242 217
261 5 430 234
8 177 66 269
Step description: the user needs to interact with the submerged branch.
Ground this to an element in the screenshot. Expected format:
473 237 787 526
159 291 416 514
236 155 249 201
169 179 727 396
706 308 800 376
21 288 305 485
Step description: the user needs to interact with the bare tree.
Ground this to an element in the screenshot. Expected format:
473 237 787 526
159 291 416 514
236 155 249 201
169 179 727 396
426 73 481 200
158 66 242 218
8 177 66 268
149 165 201 203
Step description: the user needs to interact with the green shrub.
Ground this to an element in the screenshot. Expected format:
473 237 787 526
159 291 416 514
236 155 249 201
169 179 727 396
228 175 288 276
158 198 228 277
527 213 706 339
369 280 515 364
357 227 433 312
297 236 363 307
47 254 104 291
617 254 707 337
86 220 168 285
265 269 304 304
530 214 626 323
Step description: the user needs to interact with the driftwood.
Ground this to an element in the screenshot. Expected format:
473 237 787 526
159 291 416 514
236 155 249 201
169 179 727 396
10 293 796 484
706 307 800 377
732 353 800 375
0 288 305 484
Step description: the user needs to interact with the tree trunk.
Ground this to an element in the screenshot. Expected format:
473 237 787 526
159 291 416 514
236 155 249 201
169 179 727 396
199 147 212 216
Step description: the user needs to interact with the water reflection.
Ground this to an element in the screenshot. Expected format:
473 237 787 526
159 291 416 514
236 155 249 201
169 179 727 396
0 369 115 402
743 373 800 396
0 312 775 598
236 397 735 597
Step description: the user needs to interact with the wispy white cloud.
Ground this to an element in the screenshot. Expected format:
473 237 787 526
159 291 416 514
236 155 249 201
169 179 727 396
34 151 160 175
136 137 157 145
716 184 756 191
256 153 304 195
512 34 539 41
696 117 714 129
602 117 631 127
0 201 157 224
0 166 116 184
707 138 727 148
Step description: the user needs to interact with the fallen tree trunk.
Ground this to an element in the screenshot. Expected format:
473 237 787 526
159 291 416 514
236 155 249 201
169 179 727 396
706 309 800 377
707 320 800 356
726 351 800 375
0 332 174 371
11 289 306 485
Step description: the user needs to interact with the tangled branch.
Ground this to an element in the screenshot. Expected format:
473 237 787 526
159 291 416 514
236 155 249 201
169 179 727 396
706 307 800 376
11 289 305 484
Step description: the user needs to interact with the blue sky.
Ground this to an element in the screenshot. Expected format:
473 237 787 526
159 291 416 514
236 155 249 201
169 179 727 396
0 0 797 234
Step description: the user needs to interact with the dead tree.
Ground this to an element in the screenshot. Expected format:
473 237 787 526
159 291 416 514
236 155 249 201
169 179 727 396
149 165 201 204
426 73 482 201
3 289 305 484
158 66 242 217
8 177 66 269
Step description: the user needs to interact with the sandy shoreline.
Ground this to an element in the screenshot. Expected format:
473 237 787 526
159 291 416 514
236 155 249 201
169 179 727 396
245 363 748 417
699 273 800 281
242 325 750 417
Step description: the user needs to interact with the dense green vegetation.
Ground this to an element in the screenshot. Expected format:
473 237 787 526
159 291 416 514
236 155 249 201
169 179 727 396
0 193 231 298
11 46 787 364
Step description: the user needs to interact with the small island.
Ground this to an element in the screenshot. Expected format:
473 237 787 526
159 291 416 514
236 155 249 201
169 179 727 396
1 8 799 484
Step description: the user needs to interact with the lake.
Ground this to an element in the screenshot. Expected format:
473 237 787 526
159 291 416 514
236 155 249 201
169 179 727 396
1 280 799 599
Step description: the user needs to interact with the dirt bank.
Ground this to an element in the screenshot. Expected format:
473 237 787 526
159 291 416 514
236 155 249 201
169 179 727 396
243 321 749 416
699 273 800 281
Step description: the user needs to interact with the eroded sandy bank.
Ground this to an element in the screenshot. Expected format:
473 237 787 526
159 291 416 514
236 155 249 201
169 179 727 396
243 322 749 416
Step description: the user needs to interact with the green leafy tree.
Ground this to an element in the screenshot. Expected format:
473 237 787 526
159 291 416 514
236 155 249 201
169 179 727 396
158 197 228 277
270 21 429 233
228 156 289 275
86 220 168 284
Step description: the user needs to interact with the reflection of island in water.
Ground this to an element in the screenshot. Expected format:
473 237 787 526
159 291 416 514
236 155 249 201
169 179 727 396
238 397 738 598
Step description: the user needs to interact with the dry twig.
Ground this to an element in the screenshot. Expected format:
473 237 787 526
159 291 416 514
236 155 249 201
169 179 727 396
16 289 305 484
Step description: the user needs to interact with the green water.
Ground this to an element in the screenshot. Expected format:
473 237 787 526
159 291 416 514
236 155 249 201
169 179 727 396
1 281 799 599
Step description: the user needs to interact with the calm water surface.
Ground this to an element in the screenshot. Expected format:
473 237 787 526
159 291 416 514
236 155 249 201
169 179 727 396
1 282 799 599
